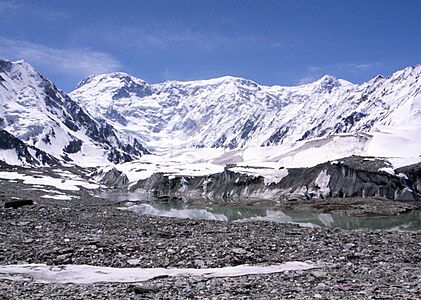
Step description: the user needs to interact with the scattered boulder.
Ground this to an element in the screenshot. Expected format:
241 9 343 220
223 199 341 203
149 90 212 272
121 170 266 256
4 199 34 209
128 284 157 294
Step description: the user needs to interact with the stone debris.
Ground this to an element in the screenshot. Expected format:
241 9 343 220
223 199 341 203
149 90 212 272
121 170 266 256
0 177 420 299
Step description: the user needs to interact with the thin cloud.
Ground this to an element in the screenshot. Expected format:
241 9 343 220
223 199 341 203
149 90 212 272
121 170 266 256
298 75 319 85
0 0 65 19
307 66 321 72
297 62 383 84
0 37 122 78
81 26 285 53
321 62 382 73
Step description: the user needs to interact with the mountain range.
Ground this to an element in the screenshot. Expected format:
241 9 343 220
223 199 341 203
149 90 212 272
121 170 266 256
0 58 420 169
70 65 420 153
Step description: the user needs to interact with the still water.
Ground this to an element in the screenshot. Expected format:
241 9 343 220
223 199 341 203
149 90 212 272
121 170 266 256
100 192 421 232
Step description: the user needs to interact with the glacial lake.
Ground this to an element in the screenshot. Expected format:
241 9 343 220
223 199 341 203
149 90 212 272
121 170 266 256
99 192 421 232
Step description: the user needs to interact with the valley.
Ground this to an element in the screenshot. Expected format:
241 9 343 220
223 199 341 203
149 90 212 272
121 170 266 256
0 59 420 299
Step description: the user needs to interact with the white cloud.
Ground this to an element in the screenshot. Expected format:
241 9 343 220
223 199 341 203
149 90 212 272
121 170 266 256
298 75 319 85
0 37 122 78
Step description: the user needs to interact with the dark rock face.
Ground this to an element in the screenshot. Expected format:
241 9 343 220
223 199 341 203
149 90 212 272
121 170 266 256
212 134 226 148
128 156 417 202
278 157 400 200
63 138 83 154
265 125 289 146
240 119 257 140
0 59 13 73
130 169 266 199
334 112 367 133
111 75 152 100
105 107 128 126
396 162 421 200
226 138 238 150
93 167 129 189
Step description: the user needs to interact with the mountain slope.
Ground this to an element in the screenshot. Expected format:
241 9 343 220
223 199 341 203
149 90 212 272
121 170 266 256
70 66 421 152
0 59 148 166
0 129 60 167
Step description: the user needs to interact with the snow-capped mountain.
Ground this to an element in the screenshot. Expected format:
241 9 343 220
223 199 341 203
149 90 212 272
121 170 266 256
0 59 148 167
70 66 421 152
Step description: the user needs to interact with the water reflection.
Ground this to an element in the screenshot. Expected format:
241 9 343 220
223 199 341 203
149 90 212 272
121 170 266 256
102 192 421 231
121 204 228 221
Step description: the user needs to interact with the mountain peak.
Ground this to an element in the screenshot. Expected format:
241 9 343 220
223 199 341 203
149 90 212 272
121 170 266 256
0 59 148 166
75 72 148 90
72 72 152 102
312 74 341 92
320 74 336 80
0 59 38 76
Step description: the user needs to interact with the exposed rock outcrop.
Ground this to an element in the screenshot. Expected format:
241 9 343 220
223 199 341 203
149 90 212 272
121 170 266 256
128 156 417 202
395 162 421 200
93 167 129 189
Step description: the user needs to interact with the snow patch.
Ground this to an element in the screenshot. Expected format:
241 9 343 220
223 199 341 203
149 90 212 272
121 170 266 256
41 194 75 200
0 149 22 166
378 167 395 175
229 166 288 185
314 170 330 195
0 171 99 191
0 262 321 284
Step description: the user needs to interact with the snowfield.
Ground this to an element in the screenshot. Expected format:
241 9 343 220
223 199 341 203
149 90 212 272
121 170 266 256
0 171 99 191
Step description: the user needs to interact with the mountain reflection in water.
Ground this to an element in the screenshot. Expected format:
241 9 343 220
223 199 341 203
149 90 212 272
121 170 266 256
101 192 421 232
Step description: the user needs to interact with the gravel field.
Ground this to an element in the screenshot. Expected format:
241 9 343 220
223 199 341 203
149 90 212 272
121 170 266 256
0 178 420 299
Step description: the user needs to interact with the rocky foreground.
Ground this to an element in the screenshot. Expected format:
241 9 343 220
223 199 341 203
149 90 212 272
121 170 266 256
0 179 420 299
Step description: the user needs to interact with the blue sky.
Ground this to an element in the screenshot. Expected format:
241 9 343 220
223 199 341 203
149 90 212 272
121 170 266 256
0 0 420 91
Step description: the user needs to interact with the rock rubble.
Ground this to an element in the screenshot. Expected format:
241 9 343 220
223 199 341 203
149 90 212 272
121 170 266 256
0 178 420 299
